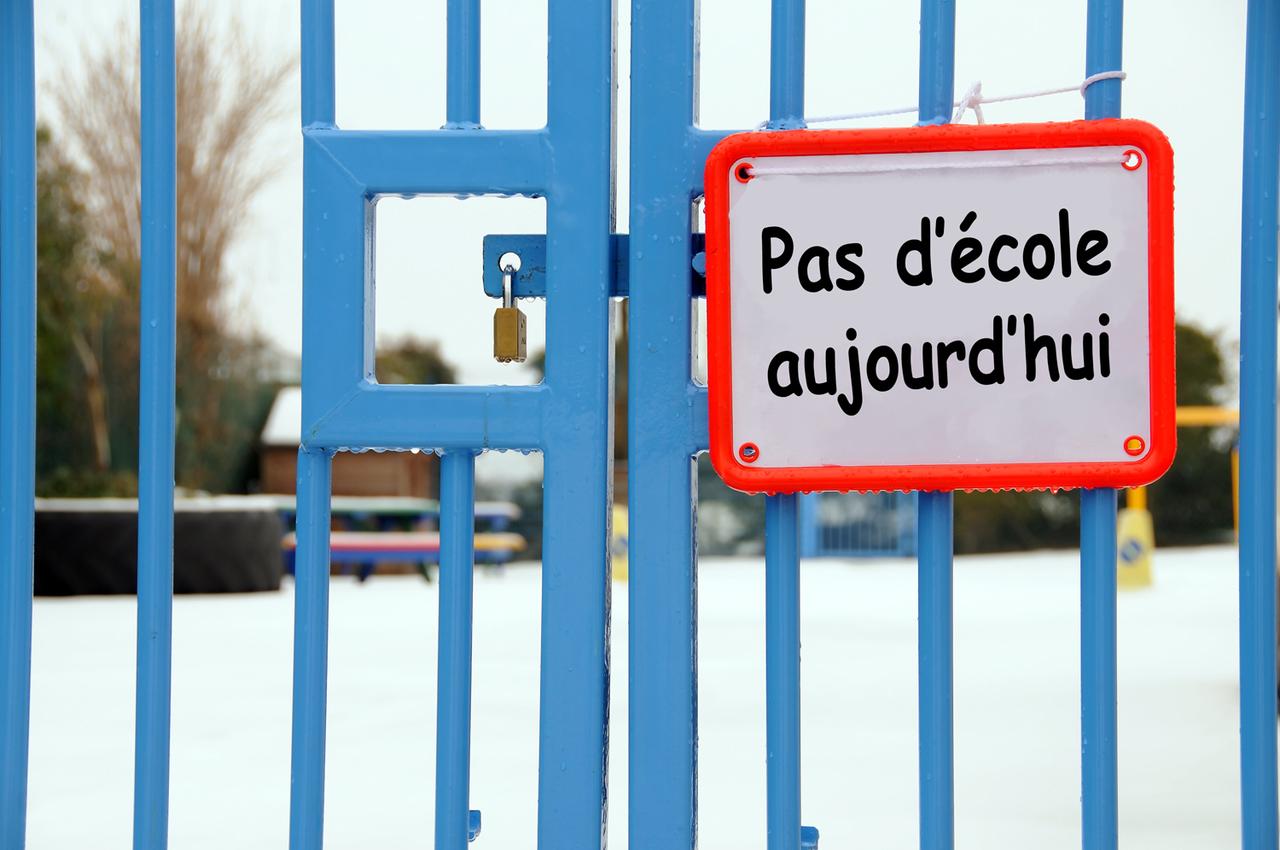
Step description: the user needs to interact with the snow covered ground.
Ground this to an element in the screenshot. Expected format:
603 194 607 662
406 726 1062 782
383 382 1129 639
26 546 1256 848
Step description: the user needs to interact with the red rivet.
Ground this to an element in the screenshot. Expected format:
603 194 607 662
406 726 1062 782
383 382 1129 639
1122 149 1143 171
734 162 754 183
1123 435 1145 456
739 442 760 463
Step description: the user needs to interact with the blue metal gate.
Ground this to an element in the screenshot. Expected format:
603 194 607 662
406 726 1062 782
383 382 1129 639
291 1 616 847
0 1 1277 849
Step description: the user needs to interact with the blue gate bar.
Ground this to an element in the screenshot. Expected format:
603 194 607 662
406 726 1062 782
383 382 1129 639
535 3 614 843
1081 2 1123 846
289 448 334 850
916 2 956 848
134 2 178 847
626 0 702 845
916 494 954 850
764 2 806 846
436 450 477 848
1238 0 1280 845
769 0 805 130
300 0 334 128
446 0 480 128
1079 489 1118 848
0 0 36 845
765 494 802 850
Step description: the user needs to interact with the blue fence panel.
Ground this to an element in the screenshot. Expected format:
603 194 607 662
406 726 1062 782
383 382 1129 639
0 1 1276 848
292 2 615 849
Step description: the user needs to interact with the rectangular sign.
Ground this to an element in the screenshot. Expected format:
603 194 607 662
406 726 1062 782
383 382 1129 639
704 120 1175 493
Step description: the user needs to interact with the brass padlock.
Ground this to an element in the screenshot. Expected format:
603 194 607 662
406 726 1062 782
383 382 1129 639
494 261 527 363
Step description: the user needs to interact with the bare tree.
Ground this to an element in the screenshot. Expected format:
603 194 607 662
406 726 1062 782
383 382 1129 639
51 8 295 489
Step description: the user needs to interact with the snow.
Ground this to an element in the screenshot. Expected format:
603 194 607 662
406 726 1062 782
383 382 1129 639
260 386 302 447
26 546 1256 848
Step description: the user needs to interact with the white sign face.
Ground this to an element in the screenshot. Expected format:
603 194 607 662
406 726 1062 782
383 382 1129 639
704 123 1175 493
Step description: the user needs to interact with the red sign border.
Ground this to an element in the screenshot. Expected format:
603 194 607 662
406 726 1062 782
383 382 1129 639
704 119 1176 494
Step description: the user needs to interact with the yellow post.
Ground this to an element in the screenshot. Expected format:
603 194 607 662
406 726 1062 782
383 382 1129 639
1231 445 1240 541
611 503 629 581
1116 485 1154 588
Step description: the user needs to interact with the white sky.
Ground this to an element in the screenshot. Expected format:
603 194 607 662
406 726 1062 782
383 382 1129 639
35 0 1247 388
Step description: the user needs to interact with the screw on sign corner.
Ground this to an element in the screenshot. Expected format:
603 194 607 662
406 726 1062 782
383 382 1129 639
1122 149 1143 171
734 162 754 183
1123 435 1146 456
739 442 760 463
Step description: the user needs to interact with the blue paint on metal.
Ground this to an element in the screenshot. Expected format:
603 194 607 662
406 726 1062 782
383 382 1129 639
1080 488 1118 849
917 492 954 850
480 233 707 299
1081 3 1123 846
446 0 481 129
765 494 802 850
764 2 808 846
294 2 615 847
135 2 178 847
436 451 477 849
917 3 957 848
756 4 817 846
627 0 705 844
1238 0 1280 846
467 809 482 842
288 447 333 850
917 0 957 127
300 0 334 128
0 0 36 845
769 0 806 130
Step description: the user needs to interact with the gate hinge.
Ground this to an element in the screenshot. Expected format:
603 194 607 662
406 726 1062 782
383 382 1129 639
482 233 707 299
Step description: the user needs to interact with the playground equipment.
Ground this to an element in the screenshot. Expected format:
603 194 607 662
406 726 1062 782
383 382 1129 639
0 2 1278 849
1118 406 1240 589
799 492 917 558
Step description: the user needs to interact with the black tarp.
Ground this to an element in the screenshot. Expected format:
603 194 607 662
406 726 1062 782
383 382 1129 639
35 507 284 596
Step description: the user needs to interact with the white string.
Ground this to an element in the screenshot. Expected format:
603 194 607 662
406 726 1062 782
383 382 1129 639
745 150 1131 178
755 71 1126 129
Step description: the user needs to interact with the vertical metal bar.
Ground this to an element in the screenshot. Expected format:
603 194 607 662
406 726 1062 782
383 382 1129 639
916 491 954 850
916 3 956 848
536 0 615 846
627 0 700 844
0 0 36 845
769 0 805 129
436 451 477 849
300 0 336 127
289 448 334 850
1238 0 1280 846
765 5 805 847
798 494 819 558
133 2 177 848
1081 4 1123 848
292 3 337 843
765 495 802 850
1079 489 1118 849
446 0 481 128
917 0 956 126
